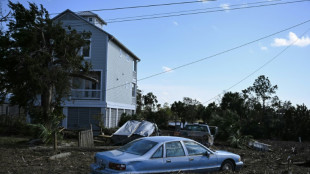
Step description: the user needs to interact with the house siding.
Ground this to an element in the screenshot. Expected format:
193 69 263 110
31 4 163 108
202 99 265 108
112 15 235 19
54 10 138 129
106 41 136 106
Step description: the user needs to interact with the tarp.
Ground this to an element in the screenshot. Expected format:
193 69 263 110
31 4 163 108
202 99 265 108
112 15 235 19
112 120 158 145
134 120 157 137
113 120 141 136
113 120 157 137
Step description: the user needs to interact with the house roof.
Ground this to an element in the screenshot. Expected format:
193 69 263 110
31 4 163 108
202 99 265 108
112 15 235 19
52 9 140 61
77 11 107 25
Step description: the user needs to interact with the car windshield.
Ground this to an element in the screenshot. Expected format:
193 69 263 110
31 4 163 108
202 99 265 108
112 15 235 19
185 125 209 132
118 139 158 156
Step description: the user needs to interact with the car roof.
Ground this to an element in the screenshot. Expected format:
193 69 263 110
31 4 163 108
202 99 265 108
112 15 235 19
141 136 192 143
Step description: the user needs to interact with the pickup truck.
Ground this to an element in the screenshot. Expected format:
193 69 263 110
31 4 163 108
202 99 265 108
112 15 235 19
177 124 218 147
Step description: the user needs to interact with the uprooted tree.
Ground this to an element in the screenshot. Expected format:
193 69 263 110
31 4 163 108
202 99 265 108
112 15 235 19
0 1 93 150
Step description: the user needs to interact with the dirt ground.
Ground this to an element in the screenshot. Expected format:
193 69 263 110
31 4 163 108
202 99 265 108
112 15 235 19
0 136 309 174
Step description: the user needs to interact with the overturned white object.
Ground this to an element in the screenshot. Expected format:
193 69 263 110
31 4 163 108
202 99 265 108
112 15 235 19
49 152 71 160
248 140 271 151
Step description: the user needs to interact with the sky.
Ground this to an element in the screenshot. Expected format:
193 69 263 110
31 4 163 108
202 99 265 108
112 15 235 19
1 0 310 107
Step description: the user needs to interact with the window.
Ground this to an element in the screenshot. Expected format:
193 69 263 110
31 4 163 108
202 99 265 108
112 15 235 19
120 49 123 58
72 71 100 90
82 39 91 58
133 60 137 72
88 17 93 22
152 145 163 158
185 125 207 132
118 139 158 156
132 83 136 97
184 141 208 156
71 71 101 99
166 141 185 157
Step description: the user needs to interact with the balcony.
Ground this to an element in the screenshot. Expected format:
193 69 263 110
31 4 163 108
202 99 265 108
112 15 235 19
71 89 101 100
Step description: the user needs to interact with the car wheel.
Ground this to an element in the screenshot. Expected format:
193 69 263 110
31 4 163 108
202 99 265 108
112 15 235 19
220 160 234 171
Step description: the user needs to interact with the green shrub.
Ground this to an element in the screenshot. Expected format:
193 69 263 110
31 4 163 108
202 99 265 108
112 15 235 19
228 130 253 149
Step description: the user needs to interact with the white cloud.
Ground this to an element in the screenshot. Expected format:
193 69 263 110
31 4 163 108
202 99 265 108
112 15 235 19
260 46 268 51
162 66 173 73
220 3 230 11
271 32 310 47
173 21 179 26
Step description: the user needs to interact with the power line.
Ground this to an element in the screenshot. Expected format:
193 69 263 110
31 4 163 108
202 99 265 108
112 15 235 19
106 0 282 21
61 0 308 27
107 0 309 23
105 19 310 92
202 28 310 105
50 0 216 15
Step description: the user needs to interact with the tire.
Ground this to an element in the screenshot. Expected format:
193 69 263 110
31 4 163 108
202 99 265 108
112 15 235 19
220 160 235 171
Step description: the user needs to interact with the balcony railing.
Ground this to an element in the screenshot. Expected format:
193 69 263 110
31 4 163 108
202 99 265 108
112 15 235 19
71 89 101 100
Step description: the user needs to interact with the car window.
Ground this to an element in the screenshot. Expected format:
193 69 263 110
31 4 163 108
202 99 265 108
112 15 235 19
184 141 208 156
201 126 208 132
186 125 201 131
166 141 185 157
118 139 158 156
151 145 163 158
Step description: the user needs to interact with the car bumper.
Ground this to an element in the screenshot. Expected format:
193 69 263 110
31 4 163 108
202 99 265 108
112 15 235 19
235 161 243 171
90 163 117 174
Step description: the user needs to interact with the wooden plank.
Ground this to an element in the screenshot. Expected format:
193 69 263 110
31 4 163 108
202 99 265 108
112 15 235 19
78 129 94 148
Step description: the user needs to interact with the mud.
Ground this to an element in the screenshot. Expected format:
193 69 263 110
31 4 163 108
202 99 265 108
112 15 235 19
0 137 309 174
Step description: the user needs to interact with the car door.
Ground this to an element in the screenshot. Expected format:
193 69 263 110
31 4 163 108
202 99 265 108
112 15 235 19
164 141 190 172
183 141 219 172
140 145 166 173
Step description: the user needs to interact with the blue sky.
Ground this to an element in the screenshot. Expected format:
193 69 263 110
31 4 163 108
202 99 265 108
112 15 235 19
2 0 310 107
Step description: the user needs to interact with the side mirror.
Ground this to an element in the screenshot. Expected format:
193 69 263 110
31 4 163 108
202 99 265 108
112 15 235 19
205 152 210 158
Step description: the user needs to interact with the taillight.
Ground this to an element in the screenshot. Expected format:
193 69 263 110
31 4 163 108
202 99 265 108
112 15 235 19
109 162 126 170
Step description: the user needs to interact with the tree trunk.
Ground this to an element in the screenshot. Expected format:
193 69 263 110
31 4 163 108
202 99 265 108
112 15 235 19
262 99 265 123
54 131 57 151
41 86 58 151
41 86 53 124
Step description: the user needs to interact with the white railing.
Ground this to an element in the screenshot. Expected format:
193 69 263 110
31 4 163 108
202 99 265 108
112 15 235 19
71 89 101 100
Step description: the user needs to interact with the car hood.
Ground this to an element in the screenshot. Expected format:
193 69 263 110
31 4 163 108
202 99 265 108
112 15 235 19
215 150 238 156
96 150 142 163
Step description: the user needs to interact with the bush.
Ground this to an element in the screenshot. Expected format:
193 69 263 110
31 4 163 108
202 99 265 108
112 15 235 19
118 113 132 127
0 114 26 135
209 110 240 140
102 127 119 135
228 130 253 148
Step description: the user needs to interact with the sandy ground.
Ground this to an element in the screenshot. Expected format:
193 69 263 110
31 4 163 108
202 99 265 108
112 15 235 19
0 136 309 174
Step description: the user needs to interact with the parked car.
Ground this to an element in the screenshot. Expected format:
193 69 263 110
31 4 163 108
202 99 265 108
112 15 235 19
178 124 218 147
90 136 243 174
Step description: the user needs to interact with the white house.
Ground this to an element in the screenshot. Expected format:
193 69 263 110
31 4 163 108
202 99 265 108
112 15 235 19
53 10 140 129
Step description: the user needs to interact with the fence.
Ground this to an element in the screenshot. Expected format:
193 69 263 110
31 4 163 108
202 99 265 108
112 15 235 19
78 128 94 148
